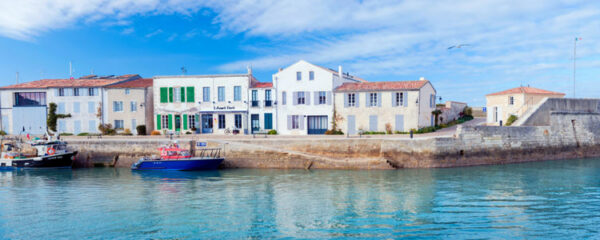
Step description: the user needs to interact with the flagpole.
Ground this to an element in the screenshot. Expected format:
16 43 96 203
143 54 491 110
573 38 576 97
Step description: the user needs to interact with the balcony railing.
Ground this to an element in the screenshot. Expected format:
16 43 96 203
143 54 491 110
251 100 259 107
264 100 272 107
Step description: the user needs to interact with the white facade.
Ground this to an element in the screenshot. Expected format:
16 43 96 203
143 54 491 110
273 60 364 135
153 73 255 134
0 88 49 135
50 87 103 134
248 84 275 132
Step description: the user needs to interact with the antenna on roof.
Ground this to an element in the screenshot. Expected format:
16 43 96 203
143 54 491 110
69 61 74 79
181 67 187 75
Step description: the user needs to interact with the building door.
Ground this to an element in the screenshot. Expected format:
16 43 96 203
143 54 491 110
395 115 404 132
347 115 356 135
201 114 213 134
175 115 181 131
264 113 272 130
251 114 260 133
307 115 328 134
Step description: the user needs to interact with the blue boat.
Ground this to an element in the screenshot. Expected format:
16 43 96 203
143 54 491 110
131 142 223 171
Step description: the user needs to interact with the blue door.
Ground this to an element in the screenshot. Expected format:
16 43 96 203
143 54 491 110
251 114 260 133
264 113 272 130
347 115 356 135
201 114 213 134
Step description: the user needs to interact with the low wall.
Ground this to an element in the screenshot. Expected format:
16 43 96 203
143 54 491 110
517 98 600 126
67 112 600 169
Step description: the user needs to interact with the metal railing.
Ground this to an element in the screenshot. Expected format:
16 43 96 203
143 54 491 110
251 100 259 107
194 147 221 158
264 100 272 107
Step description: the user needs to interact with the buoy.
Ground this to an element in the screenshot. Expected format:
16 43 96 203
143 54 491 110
47 148 56 155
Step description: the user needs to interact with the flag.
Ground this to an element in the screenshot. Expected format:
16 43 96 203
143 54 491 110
575 37 582 41
26 133 30 140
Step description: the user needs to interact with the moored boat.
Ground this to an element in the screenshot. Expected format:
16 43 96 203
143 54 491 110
0 140 77 169
131 141 223 171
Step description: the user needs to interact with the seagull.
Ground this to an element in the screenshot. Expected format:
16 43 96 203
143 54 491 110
447 44 471 50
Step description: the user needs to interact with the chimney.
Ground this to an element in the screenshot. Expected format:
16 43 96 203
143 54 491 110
419 77 426 81
278 68 283 72
247 66 252 75
338 65 343 78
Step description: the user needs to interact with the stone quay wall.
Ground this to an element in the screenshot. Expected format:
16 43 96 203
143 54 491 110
67 112 600 169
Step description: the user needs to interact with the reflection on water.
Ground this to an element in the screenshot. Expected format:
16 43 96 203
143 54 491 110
1 159 600 239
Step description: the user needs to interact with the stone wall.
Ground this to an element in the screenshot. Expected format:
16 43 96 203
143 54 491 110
516 98 600 126
67 111 600 169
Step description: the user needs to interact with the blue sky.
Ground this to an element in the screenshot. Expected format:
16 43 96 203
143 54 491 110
0 0 599 106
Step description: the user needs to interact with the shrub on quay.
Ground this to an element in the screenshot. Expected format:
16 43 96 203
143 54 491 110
506 115 518 126
136 125 146 135
150 130 161 136
267 130 278 135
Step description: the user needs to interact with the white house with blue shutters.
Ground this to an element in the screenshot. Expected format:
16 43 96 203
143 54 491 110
273 60 366 135
333 78 437 134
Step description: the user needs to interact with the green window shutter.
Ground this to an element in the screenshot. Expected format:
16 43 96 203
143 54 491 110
160 88 168 103
156 114 161 130
168 114 173 129
183 114 188 130
180 87 185 102
186 87 194 103
168 87 174 103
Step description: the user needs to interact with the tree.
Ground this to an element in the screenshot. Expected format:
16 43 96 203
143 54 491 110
431 109 442 127
47 103 71 132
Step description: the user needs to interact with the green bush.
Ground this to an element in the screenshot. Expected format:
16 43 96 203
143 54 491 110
98 124 116 135
0 130 6 136
361 131 386 135
77 132 89 136
60 133 73 136
394 131 409 134
415 127 437 134
506 115 518 126
267 129 278 135
324 129 343 135
119 132 133 136
185 131 193 135
136 125 147 135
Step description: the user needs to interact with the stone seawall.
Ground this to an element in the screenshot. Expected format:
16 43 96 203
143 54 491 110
66 112 600 169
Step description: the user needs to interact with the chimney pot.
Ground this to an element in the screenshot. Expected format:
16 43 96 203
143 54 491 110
419 77 426 81
338 65 343 78
278 68 283 72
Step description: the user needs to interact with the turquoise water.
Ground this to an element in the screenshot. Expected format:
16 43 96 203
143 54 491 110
1 159 600 239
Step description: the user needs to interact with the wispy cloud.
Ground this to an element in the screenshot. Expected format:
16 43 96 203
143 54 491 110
145 29 163 38
121 27 134 35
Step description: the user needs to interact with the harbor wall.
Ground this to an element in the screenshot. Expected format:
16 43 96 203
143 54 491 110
66 112 600 169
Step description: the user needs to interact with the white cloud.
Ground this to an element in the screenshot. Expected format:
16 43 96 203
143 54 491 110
145 29 163 38
121 27 134 35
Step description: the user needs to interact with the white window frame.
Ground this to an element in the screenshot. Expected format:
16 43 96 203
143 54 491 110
125 88 130 95
297 92 305 105
130 101 137 112
161 115 169 128
174 87 181 103
58 88 65 96
396 92 403 106
348 93 356 107
296 71 302 81
369 93 378 106
113 101 123 112
291 115 300 129
114 120 124 129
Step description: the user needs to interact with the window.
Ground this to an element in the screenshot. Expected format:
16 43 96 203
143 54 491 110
174 87 181 103
252 90 258 101
125 88 130 95
430 94 435 107
114 120 124 129
234 86 241 101
130 101 137 112
218 87 225 102
309 71 314 80
203 87 210 102
348 93 356 107
131 119 137 129
396 92 403 106
89 88 98 96
218 114 226 129
291 115 300 129
188 115 196 129
58 88 65 96
318 91 327 105
161 115 169 129
89 120 96 132
235 114 242 129
58 103 65 114
113 101 123 112
160 87 168 103
369 93 378 106
73 102 80 113
509 96 514 105
186 86 195 103
14 92 46 106
74 88 80 96
88 102 95 114
282 91 287 105
297 92 305 105
296 71 302 80
265 90 271 101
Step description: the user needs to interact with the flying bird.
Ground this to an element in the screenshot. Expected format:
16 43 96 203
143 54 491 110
447 44 471 50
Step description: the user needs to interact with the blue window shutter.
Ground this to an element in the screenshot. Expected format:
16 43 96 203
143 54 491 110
344 93 348 108
292 92 297 105
391 92 396 107
377 93 382 107
305 92 310 105
404 92 408 107
287 115 292 130
356 93 360 107
299 115 304 130
54 88 59 96
327 91 332 105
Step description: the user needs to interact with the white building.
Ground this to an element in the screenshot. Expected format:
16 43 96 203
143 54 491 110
153 69 272 135
0 74 141 135
248 82 275 133
273 60 366 135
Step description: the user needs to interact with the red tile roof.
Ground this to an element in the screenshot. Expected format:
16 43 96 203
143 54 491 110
251 82 273 88
1 74 141 89
106 78 153 88
335 80 429 92
486 86 565 96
